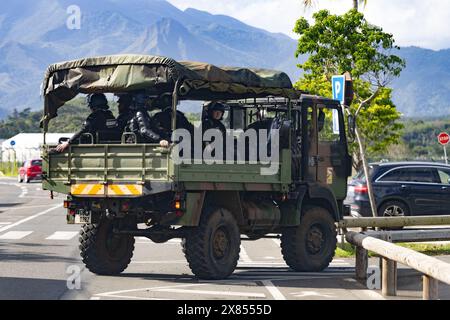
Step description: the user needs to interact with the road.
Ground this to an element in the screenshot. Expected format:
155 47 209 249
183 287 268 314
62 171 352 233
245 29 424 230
0 177 449 300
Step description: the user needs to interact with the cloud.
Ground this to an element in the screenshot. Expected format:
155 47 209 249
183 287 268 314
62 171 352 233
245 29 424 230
167 0 450 50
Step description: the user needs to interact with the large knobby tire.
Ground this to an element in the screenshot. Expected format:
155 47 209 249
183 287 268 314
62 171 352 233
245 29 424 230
79 219 135 275
182 207 240 280
281 206 337 272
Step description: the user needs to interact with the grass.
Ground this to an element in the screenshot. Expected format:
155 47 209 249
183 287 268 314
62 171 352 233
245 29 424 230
0 161 18 177
335 242 450 258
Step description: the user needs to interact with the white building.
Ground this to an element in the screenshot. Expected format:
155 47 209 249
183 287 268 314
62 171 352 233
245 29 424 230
1 133 73 163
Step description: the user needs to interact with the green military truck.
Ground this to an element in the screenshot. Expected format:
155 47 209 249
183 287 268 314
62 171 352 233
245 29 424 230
41 55 353 280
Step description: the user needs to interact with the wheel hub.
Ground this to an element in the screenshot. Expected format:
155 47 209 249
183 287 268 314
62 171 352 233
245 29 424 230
212 228 229 259
384 205 404 217
306 225 325 254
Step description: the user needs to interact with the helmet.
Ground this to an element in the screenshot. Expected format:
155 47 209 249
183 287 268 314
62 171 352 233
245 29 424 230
204 101 226 112
116 93 133 106
86 93 108 109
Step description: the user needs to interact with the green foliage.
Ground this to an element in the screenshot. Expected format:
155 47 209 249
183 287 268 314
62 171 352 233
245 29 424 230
294 10 405 169
0 108 42 138
294 10 405 82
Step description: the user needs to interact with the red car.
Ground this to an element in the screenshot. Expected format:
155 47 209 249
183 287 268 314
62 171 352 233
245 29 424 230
18 159 42 183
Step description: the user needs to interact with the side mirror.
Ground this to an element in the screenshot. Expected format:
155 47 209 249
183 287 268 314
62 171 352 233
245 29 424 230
347 114 356 142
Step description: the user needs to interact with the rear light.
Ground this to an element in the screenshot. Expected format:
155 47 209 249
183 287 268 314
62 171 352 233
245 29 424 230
121 201 130 212
354 185 368 194
63 200 70 208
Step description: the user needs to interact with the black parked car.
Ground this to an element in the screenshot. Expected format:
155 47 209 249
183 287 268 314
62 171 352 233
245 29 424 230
347 162 450 217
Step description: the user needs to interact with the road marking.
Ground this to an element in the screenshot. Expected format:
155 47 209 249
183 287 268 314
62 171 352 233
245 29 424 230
46 231 78 240
155 288 266 298
0 231 33 240
239 245 252 263
95 283 209 297
0 204 60 210
19 186 28 198
94 294 172 300
0 204 62 233
291 290 334 298
261 280 286 300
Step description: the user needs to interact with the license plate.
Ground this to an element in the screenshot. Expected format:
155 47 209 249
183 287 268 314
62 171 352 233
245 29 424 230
74 209 91 224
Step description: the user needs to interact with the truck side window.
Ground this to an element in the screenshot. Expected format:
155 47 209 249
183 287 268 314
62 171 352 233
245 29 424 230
317 107 340 142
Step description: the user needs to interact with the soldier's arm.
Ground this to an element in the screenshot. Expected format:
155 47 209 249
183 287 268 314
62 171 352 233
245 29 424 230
69 116 94 144
136 111 162 142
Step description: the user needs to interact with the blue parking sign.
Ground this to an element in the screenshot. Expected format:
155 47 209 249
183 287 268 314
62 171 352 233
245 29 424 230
332 75 346 104
331 76 345 134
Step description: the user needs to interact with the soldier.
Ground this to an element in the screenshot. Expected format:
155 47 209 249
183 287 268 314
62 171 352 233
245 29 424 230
202 101 226 136
115 93 134 133
202 101 227 159
55 93 116 152
126 93 170 147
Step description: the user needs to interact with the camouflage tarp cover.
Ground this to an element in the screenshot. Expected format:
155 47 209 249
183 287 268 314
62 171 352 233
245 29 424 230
42 54 298 123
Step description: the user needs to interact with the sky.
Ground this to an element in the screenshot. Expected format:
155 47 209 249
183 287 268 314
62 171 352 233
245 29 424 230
167 0 450 50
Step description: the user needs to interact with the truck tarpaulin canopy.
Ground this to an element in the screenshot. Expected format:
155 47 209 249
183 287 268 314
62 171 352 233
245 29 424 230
41 54 298 125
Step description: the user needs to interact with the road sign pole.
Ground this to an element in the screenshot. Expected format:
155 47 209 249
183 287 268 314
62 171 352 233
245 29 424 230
444 145 448 165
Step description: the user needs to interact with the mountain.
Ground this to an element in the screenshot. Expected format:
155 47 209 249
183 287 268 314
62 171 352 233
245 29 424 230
391 47 450 117
0 0 449 118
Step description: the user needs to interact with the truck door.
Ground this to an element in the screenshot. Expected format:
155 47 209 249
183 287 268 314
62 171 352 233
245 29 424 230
303 103 349 200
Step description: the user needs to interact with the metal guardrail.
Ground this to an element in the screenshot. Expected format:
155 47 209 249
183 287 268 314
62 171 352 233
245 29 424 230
338 215 450 229
345 231 450 300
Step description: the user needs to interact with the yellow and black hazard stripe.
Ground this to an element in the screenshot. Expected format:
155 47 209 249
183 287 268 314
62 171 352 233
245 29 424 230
71 184 105 196
107 184 142 197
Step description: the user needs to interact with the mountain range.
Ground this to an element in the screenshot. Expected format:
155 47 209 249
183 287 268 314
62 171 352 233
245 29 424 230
0 0 449 118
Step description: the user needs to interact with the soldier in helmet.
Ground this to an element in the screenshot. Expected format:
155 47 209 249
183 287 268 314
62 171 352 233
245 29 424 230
202 101 227 159
126 93 170 147
202 101 226 136
55 93 116 152
115 93 134 133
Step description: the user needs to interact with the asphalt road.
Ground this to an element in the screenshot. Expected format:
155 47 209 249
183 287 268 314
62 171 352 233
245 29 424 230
0 177 449 300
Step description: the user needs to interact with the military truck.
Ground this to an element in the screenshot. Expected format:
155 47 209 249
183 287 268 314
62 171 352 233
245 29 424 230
41 55 354 280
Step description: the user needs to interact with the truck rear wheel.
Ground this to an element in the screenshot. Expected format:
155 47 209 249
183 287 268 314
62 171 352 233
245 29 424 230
281 206 336 272
182 207 240 280
79 219 135 275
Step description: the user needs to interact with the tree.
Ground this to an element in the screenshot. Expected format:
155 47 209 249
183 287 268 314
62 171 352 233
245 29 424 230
302 0 367 11
294 9 405 217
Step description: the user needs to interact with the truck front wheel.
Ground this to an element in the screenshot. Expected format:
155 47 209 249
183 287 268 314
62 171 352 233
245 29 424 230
281 206 336 272
182 207 240 280
79 219 135 275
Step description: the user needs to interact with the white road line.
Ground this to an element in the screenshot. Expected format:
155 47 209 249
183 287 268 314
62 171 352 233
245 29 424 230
0 204 60 210
95 283 209 297
155 288 266 298
95 294 172 300
0 204 62 233
46 231 78 240
0 231 33 240
18 186 28 198
239 245 252 263
261 280 286 300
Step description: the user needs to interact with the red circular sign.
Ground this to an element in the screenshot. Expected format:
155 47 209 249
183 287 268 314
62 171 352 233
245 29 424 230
438 132 450 145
